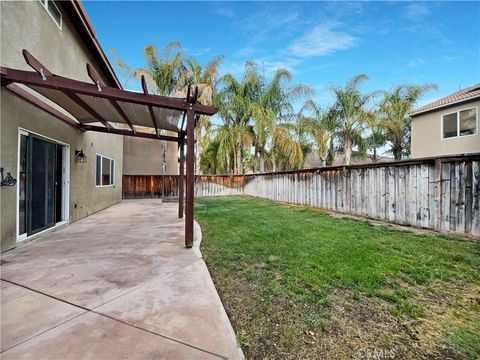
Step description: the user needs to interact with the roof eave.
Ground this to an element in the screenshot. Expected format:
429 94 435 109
59 1 122 89
410 95 480 118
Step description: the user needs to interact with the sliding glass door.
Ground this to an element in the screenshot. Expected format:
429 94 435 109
26 136 57 234
18 132 67 239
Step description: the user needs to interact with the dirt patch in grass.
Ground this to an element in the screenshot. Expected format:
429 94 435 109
197 196 480 359
212 270 472 359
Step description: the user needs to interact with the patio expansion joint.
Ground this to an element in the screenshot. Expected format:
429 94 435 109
0 279 89 354
90 310 227 360
1 258 226 359
0 279 91 312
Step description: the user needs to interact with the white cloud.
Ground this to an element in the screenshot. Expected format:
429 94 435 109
219 58 300 80
404 3 431 21
256 58 301 76
408 58 427 68
289 22 357 58
191 47 211 56
219 61 247 78
214 7 234 18
239 9 301 44
234 46 257 58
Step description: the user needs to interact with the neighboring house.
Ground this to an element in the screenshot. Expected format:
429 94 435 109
410 84 480 158
123 126 178 176
0 1 176 252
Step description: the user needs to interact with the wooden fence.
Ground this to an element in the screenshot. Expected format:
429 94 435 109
122 175 179 199
123 154 480 236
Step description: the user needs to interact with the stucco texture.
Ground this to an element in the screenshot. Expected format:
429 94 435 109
411 100 480 158
123 129 179 176
0 2 123 252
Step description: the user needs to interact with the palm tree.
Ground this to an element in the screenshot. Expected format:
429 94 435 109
378 84 437 160
366 127 387 162
250 69 312 172
329 74 378 165
215 125 236 174
271 124 305 171
113 41 186 96
176 55 224 173
215 62 259 174
299 100 338 167
113 43 224 174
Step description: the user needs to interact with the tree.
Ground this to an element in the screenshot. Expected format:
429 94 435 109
115 41 186 96
299 100 338 167
215 63 259 174
271 124 306 171
378 84 437 160
251 69 312 172
176 55 224 173
112 42 224 174
366 127 387 162
329 74 378 165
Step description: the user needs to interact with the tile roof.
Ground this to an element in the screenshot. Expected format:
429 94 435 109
411 84 480 117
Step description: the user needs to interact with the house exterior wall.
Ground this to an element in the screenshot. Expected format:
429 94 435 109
0 1 123 252
411 100 480 158
122 130 179 176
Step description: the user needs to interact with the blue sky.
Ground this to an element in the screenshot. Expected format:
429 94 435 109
84 1 479 108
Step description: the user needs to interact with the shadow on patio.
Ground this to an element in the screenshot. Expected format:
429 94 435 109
1 200 242 359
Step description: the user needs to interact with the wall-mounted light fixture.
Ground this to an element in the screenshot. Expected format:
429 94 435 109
75 149 87 163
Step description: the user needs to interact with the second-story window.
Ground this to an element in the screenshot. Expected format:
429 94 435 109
442 107 477 139
39 0 62 29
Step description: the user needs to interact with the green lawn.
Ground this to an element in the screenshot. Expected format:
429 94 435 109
196 196 480 359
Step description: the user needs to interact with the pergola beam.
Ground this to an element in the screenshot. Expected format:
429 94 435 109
0 67 217 116
22 49 53 78
141 75 160 136
86 63 136 133
109 99 136 133
80 124 182 142
6 83 84 131
65 91 112 130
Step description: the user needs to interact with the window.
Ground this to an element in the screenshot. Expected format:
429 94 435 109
443 113 458 138
442 107 477 139
460 108 477 136
96 155 114 186
39 0 62 29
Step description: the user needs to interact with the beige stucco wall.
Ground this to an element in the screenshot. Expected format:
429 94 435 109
123 130 179 175
0 1 123 252
411 100 480 158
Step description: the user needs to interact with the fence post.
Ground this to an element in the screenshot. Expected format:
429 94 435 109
433 159 442 231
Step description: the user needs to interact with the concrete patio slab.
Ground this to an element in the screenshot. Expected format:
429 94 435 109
1 200 200 309
96 259 242 359
0 200 242 359
2 312 222 360
0 280 86 352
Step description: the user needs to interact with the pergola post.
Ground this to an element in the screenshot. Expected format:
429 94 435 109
178 132 185 219
185 108 195 248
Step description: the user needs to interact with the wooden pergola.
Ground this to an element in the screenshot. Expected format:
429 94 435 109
0 50 218 248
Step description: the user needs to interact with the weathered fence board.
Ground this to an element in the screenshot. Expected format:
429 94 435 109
123 154 480 236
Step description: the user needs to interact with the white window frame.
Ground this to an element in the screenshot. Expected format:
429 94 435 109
39 0 62 30
95 154 115 187
441 106 478 140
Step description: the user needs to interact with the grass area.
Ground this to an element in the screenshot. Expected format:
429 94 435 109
196 196 480 359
